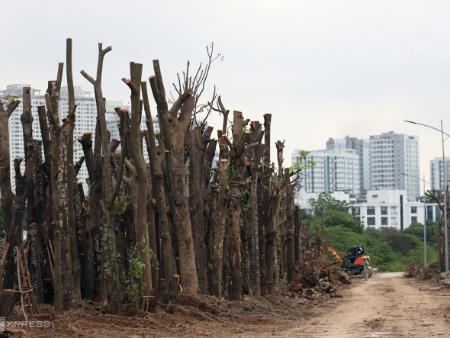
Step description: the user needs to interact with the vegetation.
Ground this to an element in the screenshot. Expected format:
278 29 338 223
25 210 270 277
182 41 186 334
323 226 436 271
309 192 362 233
306 193 438 271
404 221 440 247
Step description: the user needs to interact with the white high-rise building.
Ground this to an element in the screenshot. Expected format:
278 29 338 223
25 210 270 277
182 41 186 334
369 131 420 201
430 157 450 191
326 136 369 193
0 84 97 187
293 148 360 195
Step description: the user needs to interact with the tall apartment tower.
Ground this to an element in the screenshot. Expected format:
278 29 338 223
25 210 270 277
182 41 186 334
369 131 420 201
293 148 360 195
326 136 369 193
430 157 450 191
0 84 97 187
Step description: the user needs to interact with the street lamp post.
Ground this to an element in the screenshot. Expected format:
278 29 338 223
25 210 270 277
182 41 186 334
441 120 449 273
423 175 427 267
401 172 429 267
404 119 449 273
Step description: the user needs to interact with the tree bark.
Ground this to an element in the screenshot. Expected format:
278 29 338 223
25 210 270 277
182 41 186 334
66 38 82 303
149 60 198 296
226 110 248 300
123 62 153 295
142 82 176 297
45 70 66 313
248 122 264 296
259 114 271 295
81 43 121 312
188 126 212 293
284 169 295 283
210 131 229 296
0 99 20 290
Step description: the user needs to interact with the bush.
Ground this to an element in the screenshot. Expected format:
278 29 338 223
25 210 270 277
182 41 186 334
301 192 438 271
322 225 437 272
312 210 363 233
308 193 362 233
404 222 439 246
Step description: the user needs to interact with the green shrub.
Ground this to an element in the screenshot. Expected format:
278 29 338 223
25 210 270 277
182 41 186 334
321 225 437 271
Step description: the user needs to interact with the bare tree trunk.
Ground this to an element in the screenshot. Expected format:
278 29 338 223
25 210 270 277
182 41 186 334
78 133 96 299
228 181 242 300
265 192 280 294
247 121 264 295
29 141 45 302
142 82 176 297
284 169 295 283
294 206 301 262
149 60 198 296
65 38 82 303
122 62 153 295
226 110 248 300
188 126 213 293
81 43 121 312
241 211 251 295
145 166 159 293
0 99 20 291
44 65 69 312
210 131 229 296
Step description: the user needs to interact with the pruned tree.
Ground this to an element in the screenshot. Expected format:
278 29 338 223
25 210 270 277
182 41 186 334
150 60 199 296
81 43 121 312
122 62 153 296
0 98 21 295
0 38 313 317
209 98 230 296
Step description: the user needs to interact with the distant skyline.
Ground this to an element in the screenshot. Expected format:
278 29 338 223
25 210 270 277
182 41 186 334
3 0 450 187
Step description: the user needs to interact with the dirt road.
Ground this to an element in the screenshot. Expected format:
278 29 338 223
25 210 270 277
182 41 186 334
275 272 450 338
21 272 450 337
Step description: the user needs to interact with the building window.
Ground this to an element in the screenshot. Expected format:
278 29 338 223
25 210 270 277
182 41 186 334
352 207 360 216
367 217 376 226
411 216 418 224
411 206 417 214
367 207 375 215
381 217 388 226
381 206 388 215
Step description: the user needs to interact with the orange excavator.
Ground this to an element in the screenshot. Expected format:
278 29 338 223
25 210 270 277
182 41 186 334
328 245 372 277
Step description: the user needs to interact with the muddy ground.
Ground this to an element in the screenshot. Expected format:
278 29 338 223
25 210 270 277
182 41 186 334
4 272 450 337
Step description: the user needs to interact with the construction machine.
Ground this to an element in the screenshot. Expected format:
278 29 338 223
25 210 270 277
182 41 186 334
328 245 373 278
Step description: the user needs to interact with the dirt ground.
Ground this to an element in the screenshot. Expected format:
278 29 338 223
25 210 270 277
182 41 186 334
8 289 332 337
6 272 450 337
277 272 450 338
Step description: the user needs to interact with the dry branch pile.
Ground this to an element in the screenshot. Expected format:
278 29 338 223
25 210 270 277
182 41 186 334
0 38 319 319
404 262 439 280
284 247 350 301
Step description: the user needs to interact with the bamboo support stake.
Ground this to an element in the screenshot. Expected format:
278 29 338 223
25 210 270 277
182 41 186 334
16 250 28 321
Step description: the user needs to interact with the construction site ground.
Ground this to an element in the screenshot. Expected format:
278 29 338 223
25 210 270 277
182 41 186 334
6 272 450 337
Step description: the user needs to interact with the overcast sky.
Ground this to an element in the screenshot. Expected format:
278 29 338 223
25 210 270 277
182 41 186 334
3 0 450 187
